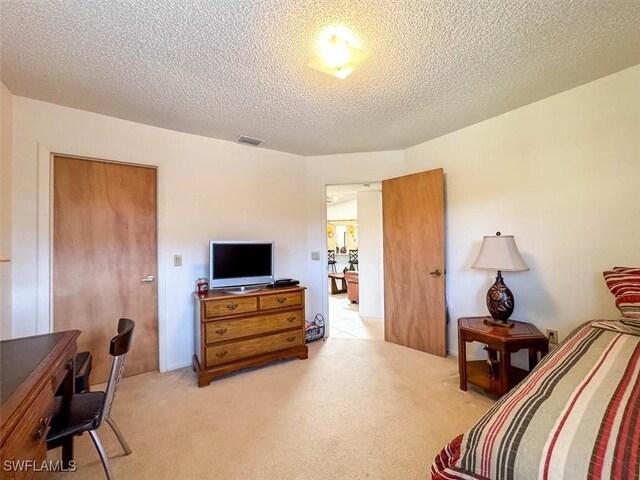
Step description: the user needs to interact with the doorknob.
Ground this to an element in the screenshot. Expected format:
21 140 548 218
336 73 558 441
429 269 442 277
141 275 155 283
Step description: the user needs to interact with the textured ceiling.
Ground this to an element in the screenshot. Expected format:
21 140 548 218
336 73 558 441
1 1 639 156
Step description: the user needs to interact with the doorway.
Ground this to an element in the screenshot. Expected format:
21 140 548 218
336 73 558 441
322 169 445 357
326 183 384 340
52 155 159 383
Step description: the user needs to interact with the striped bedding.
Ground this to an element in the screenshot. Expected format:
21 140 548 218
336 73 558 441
432 321 640 480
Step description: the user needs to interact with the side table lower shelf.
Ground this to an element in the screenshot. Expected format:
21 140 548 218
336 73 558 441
465 360 529 398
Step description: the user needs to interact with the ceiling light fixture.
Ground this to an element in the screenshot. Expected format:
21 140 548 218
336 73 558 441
308 26 368 79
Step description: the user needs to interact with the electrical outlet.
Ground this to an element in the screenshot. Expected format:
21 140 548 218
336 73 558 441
546 329 558 344
311 251 320 261
173 254 182 267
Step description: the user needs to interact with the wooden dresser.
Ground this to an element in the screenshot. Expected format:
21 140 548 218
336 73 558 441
193 286 308 387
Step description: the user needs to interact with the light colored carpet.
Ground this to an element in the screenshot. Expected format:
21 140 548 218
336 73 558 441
49 338 494 480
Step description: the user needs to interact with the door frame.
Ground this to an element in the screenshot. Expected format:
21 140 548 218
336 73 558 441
36 145 167 372
322 181 381 337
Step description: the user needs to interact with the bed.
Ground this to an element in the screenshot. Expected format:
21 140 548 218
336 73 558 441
432 320 640 480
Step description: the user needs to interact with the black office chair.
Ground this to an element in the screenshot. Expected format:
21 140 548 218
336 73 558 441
348 249 359 271
47 318 135 480
327 250 337 273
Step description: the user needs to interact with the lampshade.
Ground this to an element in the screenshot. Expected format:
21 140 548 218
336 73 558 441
471 233 528 272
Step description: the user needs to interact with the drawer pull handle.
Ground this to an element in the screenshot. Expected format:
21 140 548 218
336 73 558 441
287 336 296 342
216 351 228 359
215 327 228 335
32 417 48 440
226 303 239 310
277 297 287 304
286 316 296 323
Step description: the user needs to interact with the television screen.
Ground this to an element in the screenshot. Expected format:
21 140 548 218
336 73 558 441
209 242 274 288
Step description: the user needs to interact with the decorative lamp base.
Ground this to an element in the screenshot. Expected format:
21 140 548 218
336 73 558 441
483 317 515 328
486 271 515 324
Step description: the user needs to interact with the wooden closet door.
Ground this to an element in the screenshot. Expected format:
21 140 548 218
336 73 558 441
382 168 446 357
53 156 158 383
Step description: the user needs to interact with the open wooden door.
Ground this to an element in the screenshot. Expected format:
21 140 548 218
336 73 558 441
53 156 159 383
382 168 446 357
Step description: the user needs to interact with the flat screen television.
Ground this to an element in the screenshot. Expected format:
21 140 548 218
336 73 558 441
209 241 274 290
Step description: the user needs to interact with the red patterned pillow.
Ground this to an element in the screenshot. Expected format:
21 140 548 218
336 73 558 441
603 270 640 319
613 266 640 274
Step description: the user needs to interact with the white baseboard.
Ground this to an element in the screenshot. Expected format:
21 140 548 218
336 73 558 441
166 360 193 372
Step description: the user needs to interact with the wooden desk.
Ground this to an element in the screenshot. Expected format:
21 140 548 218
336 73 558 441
328 273 347 295
1 330 80 479
458 317 548 398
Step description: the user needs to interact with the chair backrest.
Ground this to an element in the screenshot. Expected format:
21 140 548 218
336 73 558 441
327 250 336 262
110 317 135 356
348 249 358 262
99 318 135 426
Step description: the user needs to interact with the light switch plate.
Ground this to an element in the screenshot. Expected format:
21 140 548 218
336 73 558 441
311 251 321 261
173 254 182 267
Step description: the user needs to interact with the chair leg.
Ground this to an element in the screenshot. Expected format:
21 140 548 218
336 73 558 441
88 430 113 480
61 436 74 470
106 416 132 455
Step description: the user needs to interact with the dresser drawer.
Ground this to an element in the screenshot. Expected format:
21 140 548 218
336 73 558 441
205 330 303 367
205 310 303 344
1 385 53 475
204 296 258 319
259 291 302 311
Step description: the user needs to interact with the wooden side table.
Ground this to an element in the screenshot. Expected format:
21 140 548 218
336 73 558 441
328 273 347 295
458 317 549 398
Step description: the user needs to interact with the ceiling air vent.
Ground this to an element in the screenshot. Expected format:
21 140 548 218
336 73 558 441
237 135 265 147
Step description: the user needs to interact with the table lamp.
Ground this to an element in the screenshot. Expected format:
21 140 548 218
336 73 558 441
471 232 528 327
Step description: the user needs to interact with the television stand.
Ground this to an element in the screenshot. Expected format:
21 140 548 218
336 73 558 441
222 286 263 295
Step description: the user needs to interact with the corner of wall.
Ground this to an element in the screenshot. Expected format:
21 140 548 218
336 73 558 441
0 81 14 339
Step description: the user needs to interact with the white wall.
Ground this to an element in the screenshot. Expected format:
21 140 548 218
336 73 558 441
357 190 383 318
327 199 357 221
405 65 640 355
10 96 308 370
0 82 13 339
6 64 639 366
304 151 405 328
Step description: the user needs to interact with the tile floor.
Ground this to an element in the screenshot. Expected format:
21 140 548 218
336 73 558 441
328 292 384 340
